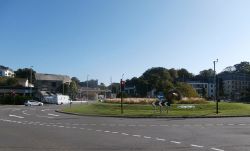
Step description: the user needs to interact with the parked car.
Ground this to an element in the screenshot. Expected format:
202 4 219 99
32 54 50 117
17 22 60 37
24 100 43 106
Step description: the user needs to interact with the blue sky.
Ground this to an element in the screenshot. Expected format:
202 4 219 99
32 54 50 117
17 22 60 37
1 0 250 85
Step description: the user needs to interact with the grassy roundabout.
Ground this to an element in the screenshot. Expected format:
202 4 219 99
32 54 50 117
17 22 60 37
61 102 250 117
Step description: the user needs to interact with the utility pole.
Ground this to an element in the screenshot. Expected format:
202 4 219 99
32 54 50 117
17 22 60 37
213 59 219 114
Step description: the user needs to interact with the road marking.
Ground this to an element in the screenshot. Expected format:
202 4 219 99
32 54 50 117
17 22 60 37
156 138 165 141
87 129 92 131
96 130 102 132
191 144 204 148
170 141 181 144
9 115 24 119
211 147 224 151
104 131 110 133
48 113 60 117
144 136 151 139
22 110 31 115
122 133 129 136
133 135 141 137
239 124 246 126
128 125 136 127
112 132 118 134
80 128 85 130
58 126 64 128
37 115 54 119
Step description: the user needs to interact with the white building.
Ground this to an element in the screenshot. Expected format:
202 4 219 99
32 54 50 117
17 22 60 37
0 65 14 77
187 81 215 98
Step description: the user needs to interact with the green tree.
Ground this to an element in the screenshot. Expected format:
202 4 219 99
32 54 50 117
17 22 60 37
69 81 78 100
15 68 36 83
177 68 194 81
199 69 214 78
175 82 199 97
234 61 250 74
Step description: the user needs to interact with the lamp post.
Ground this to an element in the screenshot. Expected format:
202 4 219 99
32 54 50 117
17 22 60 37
213 59 218 114
30 66 33 98
87 74 89 101
120 73 124 114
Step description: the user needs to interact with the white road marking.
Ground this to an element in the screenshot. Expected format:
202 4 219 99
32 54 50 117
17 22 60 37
191 144 204 148
239 124 246 126
96 130 102 132
144 136 151 139
133 135 141 137
170 141 181 144
22 110 31 115
156 138 165 141
122 133 129 136
211 147 224 151
58 126 64 128
36 115 54 119
9 115 24 119
112 132 118 134
48 113 60 117
104 131 110 133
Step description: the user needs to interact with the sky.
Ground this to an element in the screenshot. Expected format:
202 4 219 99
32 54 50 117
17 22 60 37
1 0 250 85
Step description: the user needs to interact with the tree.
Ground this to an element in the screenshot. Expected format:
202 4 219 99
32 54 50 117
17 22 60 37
99 83 106 90
175 82 199 97
69 81 78 100
234 61 250 74
199 69 214 78
15 68 36 83
71 77 80 86
177 68 194 81
169 68 178 80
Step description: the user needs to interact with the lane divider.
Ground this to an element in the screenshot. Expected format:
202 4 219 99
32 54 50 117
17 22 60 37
9 114 24 119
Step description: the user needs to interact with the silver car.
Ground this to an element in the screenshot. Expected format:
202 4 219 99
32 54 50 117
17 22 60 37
24 100 43 106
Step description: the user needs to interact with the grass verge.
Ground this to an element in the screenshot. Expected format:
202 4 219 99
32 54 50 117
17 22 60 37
61 102 250 117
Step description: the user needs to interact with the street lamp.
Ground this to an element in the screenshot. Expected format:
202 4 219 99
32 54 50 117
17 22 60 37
87 74 89 101
120 73 125 114
213 59 218 114
30 66 33 98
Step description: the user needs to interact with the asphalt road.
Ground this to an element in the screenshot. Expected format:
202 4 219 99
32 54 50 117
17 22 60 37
0 105 250 151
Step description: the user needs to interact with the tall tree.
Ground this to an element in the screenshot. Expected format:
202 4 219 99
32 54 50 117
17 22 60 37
69 81 78 100
177 68 194 81
234 61 250 74
15 68 36 83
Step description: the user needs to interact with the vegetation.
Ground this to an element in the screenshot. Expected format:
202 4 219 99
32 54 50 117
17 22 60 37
125 67 198 98
62 102 250 117
15 68 36 83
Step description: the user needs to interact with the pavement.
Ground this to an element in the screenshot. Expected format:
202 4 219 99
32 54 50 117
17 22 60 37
0 105 250 151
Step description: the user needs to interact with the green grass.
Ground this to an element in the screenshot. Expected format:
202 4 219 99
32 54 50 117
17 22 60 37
62 102 250 117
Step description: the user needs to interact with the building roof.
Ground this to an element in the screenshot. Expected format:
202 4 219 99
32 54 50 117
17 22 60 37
35 73 71 83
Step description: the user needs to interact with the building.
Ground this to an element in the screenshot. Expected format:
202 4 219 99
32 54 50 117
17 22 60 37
187 81 215 98
0 65 14 77
35 73 71 93
218 72 250 100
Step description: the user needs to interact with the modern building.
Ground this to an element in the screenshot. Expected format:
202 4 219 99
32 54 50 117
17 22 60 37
0 65 14 77
218 72 250 100
35 73 71 93
187 81 215 98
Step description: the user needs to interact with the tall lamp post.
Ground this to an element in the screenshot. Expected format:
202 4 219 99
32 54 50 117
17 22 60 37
87 74 89 101
120 74 124 114
30 66 33 98
213 59 219 114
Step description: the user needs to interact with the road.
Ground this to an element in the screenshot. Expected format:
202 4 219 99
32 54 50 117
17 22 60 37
0 105 250 151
